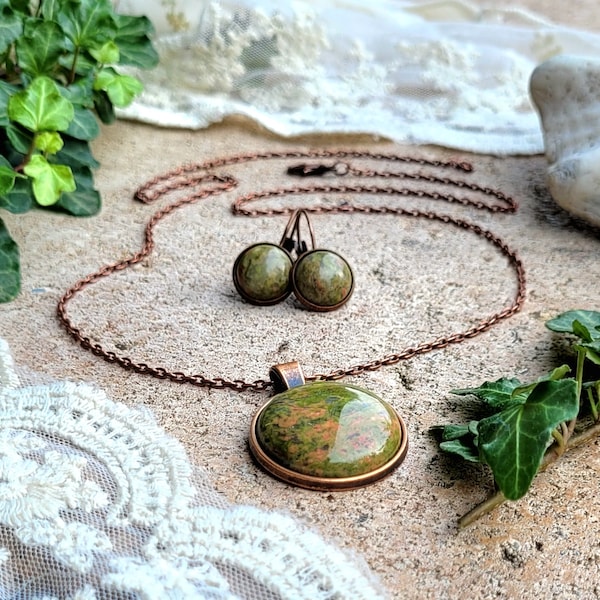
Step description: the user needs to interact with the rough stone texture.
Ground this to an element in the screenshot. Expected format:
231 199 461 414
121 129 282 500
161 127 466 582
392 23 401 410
2 2 600 599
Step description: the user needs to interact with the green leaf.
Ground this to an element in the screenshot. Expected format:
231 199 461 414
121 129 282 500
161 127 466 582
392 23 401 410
0 176 33 213
0 1 22 55
0 156 17 196
54 137 100 169
56 167 101 215
89 40 119 64
35 131 64 154
579 343 600 366
5 122 32 154
15 18 64 77
57 0 117 49
0 217 20 302
511 365 571 398
0 81 19 127
440 423 472 441
8 76 74 132
113 14 159 68
40 0 61 21
23 154 76 205
65 106 100 141
435 420 481 463
9 0 30 12
93 67 143 107
439 438 481 463
546 310 600 340
451 377 526 410
92 89 115 124
478 379 579 500
572 320 593 342
61 76 95 108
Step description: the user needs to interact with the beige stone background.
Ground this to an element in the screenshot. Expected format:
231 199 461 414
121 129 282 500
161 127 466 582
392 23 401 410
2 1 600 599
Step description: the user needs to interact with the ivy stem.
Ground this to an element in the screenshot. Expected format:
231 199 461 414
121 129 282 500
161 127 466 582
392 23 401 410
458 490 506 528
69 46 81 85
565 347 587 440
575 346 585 398
588 387 598 422
14 133 38 173
459 420 600 528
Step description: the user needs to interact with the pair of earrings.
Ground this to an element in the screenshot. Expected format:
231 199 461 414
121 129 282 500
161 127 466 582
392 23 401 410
233 210 354 312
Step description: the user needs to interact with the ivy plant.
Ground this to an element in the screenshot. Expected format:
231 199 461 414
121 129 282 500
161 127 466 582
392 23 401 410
435 309 600 527
0 0 159 302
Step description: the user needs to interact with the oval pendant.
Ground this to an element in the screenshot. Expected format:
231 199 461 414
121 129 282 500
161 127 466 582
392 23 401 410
249 362 408 490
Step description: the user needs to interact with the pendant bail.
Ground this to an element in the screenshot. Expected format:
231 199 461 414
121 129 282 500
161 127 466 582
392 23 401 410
269 361 305 393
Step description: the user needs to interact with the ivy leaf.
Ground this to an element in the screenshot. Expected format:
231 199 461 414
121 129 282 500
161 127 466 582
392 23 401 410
40 0 62 21
94 67 143 107
93 89 115 124
55 137 100 169
576 343 600 366
439 438 481 463
8 76 74 133
0 0 22 55
0 156 17 196
478 379 579 500
56 167 101 216
61 76 95 108
89 40 120 64
65 106 100 141
23 154 76 206
437 420 481 463
113 14 159 68
10 0 31 13
451 377 526 410
0 81 19 127
35 131 63 154
572 320 593 342
5 122 31 154
57 0 117 50
511 365 571 398
0 217 20 302
546 310 600 340
0 176 33 213
15 18 64 77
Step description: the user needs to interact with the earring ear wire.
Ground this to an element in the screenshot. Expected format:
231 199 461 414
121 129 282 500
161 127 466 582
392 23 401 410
233 209 354 311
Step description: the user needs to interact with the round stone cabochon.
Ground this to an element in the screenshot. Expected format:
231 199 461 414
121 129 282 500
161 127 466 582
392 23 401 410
255 381 403 480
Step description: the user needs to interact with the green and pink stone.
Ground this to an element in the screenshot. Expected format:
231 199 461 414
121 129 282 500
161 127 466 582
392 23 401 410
250 364 407 489
233 244 353 310
233 243 293 305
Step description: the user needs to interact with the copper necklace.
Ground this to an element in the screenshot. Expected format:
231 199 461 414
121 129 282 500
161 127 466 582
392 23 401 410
57 149 526 490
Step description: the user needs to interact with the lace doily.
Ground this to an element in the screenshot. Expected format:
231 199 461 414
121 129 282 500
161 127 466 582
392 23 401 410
113 0 600 155
0 337 385 599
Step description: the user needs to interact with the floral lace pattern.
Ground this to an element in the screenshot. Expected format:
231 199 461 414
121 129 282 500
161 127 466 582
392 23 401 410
113 0 600 154
0 338 384 599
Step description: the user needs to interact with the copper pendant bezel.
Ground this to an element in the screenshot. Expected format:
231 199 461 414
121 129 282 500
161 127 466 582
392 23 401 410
248 393 408 491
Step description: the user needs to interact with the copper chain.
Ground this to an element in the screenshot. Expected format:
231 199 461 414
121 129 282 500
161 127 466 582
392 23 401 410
57 150 526 392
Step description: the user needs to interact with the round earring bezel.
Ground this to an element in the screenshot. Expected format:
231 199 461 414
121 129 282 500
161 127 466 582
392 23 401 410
233 242 294 306
291 249 355 312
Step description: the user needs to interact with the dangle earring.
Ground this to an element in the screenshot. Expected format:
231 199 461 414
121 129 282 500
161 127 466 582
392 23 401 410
232 209 354 311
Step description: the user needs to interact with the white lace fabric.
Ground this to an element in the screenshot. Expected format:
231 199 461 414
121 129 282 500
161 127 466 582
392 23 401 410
114 0 600 155
0 338 385 600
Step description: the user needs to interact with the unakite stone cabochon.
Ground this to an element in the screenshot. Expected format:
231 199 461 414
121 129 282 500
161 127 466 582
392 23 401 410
233 243 293 305
250 381 407 490
292 250 353 311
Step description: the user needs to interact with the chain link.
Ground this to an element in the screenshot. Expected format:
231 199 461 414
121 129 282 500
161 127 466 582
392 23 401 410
57 150 526 392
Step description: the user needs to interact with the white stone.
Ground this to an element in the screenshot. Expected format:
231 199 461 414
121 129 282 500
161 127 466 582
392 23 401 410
530 55 600 227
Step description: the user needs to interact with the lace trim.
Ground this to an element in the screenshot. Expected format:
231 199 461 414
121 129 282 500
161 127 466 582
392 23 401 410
0 339 385 599
115 0 600 154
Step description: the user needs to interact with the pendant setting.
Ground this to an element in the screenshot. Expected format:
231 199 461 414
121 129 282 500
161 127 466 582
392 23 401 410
249 362 408 490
